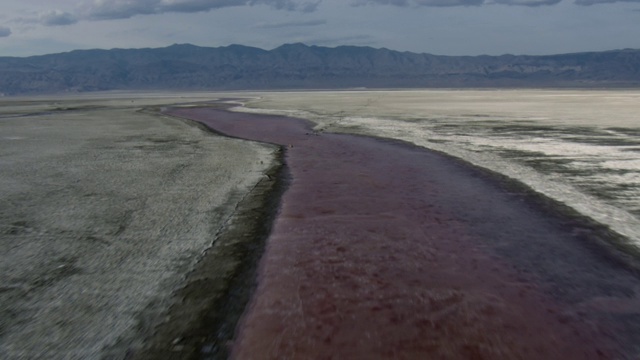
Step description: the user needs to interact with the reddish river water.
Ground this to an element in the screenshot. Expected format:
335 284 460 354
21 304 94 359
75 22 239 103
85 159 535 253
167 106 640 359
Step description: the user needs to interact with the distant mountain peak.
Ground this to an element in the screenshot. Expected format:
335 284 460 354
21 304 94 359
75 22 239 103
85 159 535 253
275 42 310 49
1 44 639 95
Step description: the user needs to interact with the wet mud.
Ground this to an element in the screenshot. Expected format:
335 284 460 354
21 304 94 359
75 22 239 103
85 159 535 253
167 105 640 359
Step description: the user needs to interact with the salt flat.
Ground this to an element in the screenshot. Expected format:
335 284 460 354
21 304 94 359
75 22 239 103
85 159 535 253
1 89 639 358
236 89 640 246
238 89 640 127
0 93 276 359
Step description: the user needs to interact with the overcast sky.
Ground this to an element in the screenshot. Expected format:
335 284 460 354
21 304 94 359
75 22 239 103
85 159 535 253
1 0 639 57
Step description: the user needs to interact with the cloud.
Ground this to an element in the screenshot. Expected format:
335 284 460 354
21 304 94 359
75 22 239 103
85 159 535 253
81 0 321 20
9 0 321 28
11 0 632 32
414 0 483 5
493 0 561 5
81 0 158 20
255 19 327 29
574 0 640 4
353 0 633 6
0 26 11 37
352 0 483 6
40 10 79 26
352 0 409 5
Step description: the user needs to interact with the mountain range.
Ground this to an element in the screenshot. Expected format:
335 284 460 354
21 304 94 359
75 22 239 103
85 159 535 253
1 43 639 95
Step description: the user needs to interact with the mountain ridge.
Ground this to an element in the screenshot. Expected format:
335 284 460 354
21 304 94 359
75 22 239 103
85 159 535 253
1 43 639 95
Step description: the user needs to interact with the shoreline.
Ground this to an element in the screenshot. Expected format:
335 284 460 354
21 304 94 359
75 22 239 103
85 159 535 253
0 102 276 359
326 130 640 273
168 105 640 358
124 107 289 360
128 147 287 360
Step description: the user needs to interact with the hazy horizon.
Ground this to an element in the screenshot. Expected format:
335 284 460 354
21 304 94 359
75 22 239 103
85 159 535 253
2 0 640 57
2 41 640 59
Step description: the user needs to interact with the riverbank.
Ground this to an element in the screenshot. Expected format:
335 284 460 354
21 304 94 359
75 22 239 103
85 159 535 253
0 98 276 359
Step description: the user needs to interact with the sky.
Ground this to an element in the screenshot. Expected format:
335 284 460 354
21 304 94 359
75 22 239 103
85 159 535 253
0 0 639 57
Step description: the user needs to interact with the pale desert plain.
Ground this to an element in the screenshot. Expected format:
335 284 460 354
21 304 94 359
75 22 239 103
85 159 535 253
1 89 640 359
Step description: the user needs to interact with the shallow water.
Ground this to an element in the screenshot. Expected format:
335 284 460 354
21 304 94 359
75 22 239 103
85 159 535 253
170 106 639 359
234 89 640 246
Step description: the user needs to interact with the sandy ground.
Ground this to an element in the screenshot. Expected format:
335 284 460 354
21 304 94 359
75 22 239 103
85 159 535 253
0 95 277 359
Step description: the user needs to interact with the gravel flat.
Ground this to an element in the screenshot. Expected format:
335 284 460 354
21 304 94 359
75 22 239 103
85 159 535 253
0 96 276 359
